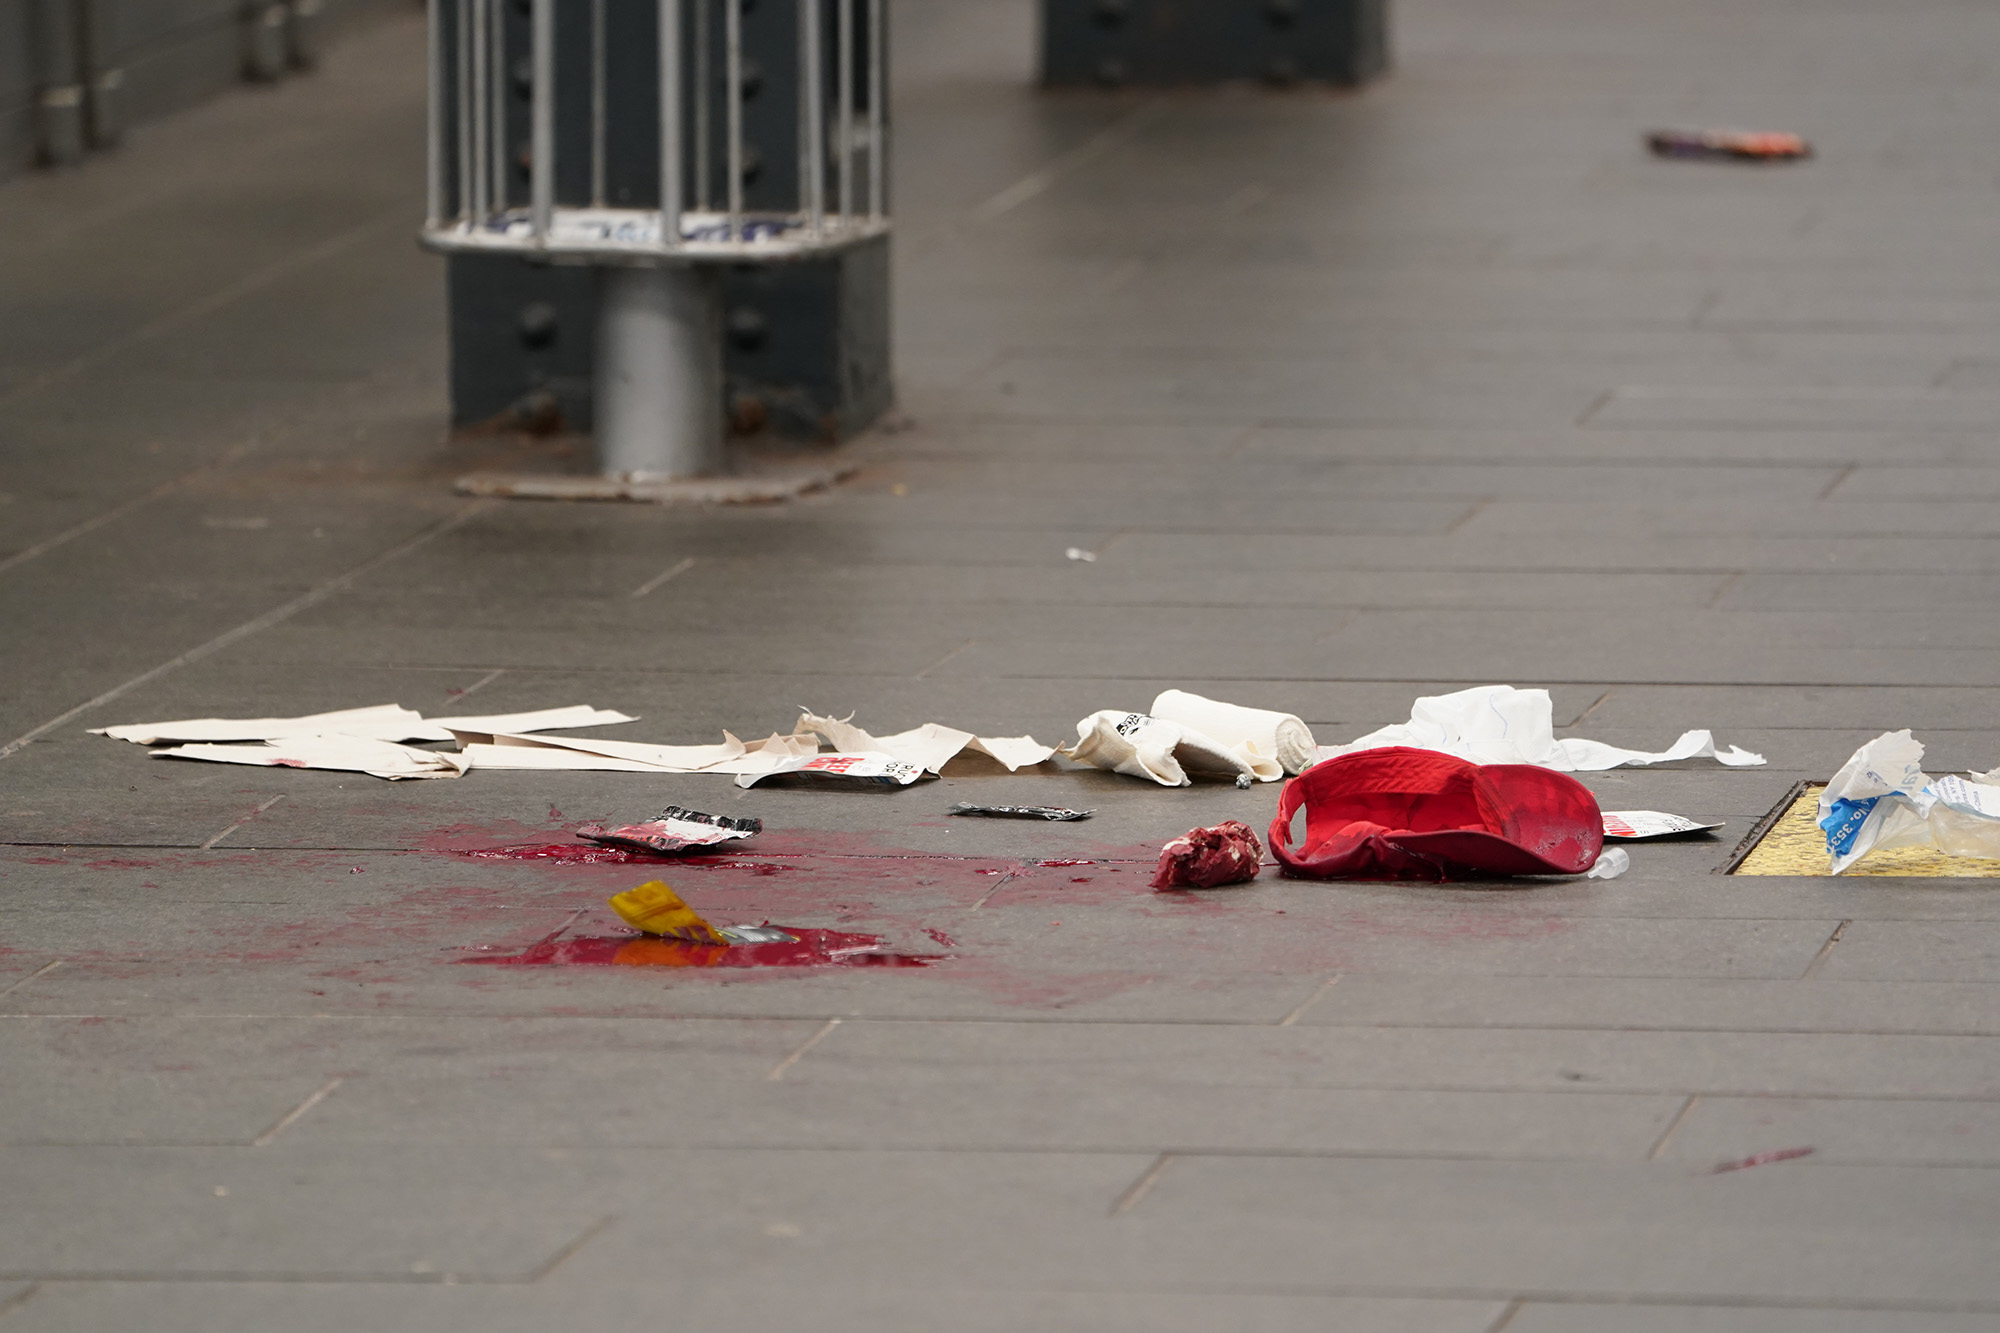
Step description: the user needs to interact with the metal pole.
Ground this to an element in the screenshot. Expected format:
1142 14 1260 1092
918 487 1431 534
725 0 743 238
489 0 507 212
837 0 852 220
468 0 487 219
590 0 606 206
530 0 554 240
594 266 723 478
426 0 444 225
799 0 823 235
694 0 711 212
658 0 683 247
867 0 883 219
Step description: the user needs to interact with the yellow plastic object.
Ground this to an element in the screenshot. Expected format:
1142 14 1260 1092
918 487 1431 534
1733 786 2000 877
607 880 728 942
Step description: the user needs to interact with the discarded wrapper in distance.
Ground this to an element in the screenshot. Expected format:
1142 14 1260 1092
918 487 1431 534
607 881 727 943
576 806 763 855
1647 128 1811 161
1152 821 1264 889
1601 811 1724 840
1270 747 1605 882
949 802 1094 822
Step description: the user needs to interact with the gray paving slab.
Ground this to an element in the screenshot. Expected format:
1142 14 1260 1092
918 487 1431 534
1660 1095 2000 1169
1508 1308 2000 1333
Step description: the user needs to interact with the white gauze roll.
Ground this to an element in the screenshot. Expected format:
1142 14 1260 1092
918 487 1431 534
1150 690 1313 778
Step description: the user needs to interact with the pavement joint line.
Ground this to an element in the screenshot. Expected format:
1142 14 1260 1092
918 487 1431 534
1818 462 1859 500
1482 1297 1526 1333
251 1077 344 1147
0 441 254 579
199 795 289 851
1565 690 1613 727
914 638 977 678
1646 1094 1701 1161
1276 974 1341 1026
1109 1152 1173 1215
528 1213 617 1282
969 870 1019 910
0 502 490 762
962 100 1168 225
0 961 62 998
435 669 506 707
0 1282 39 1320
1801 920 1852 979
629 556 697 598
0 206 407 412
767 1018 841 1080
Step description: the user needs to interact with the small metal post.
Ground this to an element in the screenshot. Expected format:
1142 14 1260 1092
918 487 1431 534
530 0 554 239
658 0 682 245
593 265 723 479
867 0 883 218
590 0 607 206
725 0 743 237
837 0 852 219
799 0 823 234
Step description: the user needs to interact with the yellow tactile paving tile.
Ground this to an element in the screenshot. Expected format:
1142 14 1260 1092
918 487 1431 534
1734 785 2000 877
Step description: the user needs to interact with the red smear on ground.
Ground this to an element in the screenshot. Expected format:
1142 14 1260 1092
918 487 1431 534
460 927 939 969
924 928 957 947
1711 1146 1814 1174
459 842 659 865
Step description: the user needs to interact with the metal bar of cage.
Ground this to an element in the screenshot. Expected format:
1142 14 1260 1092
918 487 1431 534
467 0 486 220
694 0 711 211
531 0 554 240
837 0 852 219
658 0 682 250
868 0 883 218
799 0 823 235
426 0 443 225
488 0 505 213
725 0 743 238
591 0 607 206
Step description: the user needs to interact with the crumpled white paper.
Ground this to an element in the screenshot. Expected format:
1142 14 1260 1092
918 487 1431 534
151 735 471 780
94 703 636 745
1311 685 1765 773
1820 730 2000 873
1150 690 1312 778
1064 710 1258 787
794 712 1055 774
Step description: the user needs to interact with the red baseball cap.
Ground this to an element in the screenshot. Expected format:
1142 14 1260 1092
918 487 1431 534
1269 747 1604 881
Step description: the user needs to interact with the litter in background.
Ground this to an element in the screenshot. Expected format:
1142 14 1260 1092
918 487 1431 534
1065 547 1097 562
576 807 762 855
1648 128 1811 162
1151 690 1315 777
1585 847 1630 880
1152 821 1264 889
1270 747 1606 882
1602 811 1725 840
1314 685 1764 773
1819 730 2000 874
447 727 818 775
949 803 1094 821
147 735 472 781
